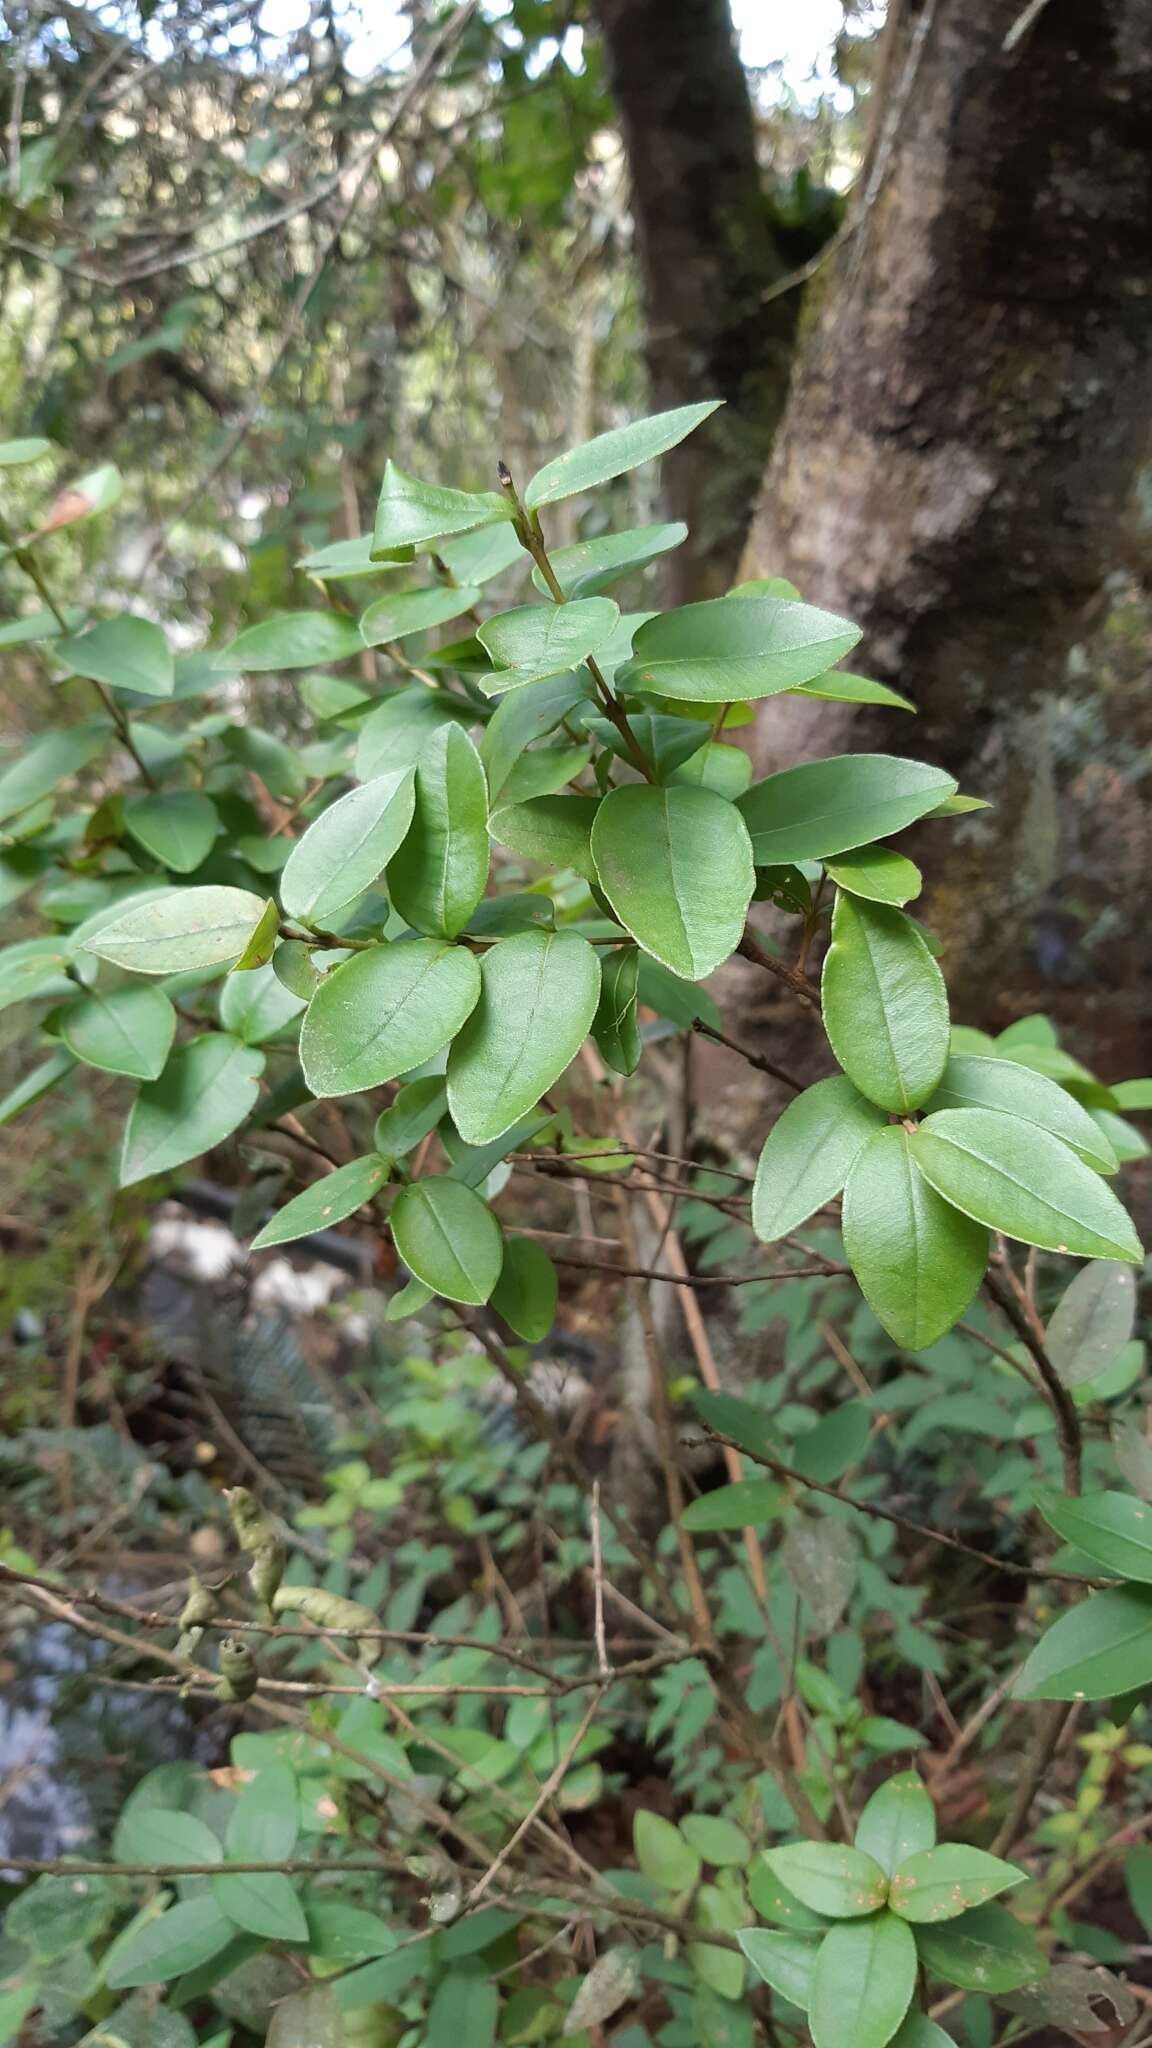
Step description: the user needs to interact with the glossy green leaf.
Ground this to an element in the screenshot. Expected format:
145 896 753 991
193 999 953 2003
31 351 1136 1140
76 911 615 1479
58 616 174 697
889 1847 1024 1924
438 521 526 585
1092 1107 1150 1164
924 1056 1118 1174
120 1034 264 1186
823 895 949 1113
674 739 753 798
738 1930 817 2009
825 847 922 906
681 1480 784 1530
592 943 642 1075
123 791 220 874
251 1156 389 1249
585 710 705 777
1034 1489 1152 1583
300 939 480 1097
371 461 508 554
219 959 305 1044
760 1845 887 1920
491 1237 558 1341
297 532 414 579
477 598 619 693
281 771 416 926
61 985 176 1080
535 522 687 599
752 1074 886 1242
911 1110 1143 1262
106 1896 235 1989
216 611 365 670
212 1868 307 1942
738 756 957 864
524 400 721 508
620 596 860 704
914 1903 1045 1992
633 1810 702 1893
447 928 600 1144
373 1077 447 1159
390 1176 503 1305
590 783 753 981
0 721 111 825
305 1901 398 1962
360 584 482 647
792 670 915 711
498 743 591 806
842 1126 988 1350
83 885 269 974
0 935 75 1013
1016 1584 1152 1700
491 793 599 879
388 725 489 938
854 1774 936 1877
809 1912 917 2048
231 895 280 970
481 671 590 799
354 687 467 780
1046 1262 1136 1386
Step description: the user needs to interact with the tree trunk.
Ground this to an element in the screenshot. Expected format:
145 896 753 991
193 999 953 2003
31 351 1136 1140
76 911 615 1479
594 0 799 600
743 0 1152 1030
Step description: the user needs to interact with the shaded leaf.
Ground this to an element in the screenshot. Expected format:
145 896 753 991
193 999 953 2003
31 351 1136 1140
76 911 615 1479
842 1126 988 1350
752 1074 886 1243
120 1035 264 1186
390 1177 503 1305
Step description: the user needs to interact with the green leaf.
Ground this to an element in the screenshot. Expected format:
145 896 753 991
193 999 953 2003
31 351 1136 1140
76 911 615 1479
423 1967 499 2048
889 1847 1024 1924
481 671 590 800
854 1774 936 1877
61 985 176 1080
212 1868 307 1942
112 1808 222 1869
680 1816 751 1867
791 1402 872 1483
760 1845 887 1920
592 944 642 1076
221 724 307 800
0 606 83 649
524 400 722 509
305 1901 397 1961
477 598 620 693
251 1157 390 1249
825 847 922 907
0 435 52 464
360 584 482 647
674 740 753 799
0 1046 76 1125
752 1075 886 1243
633 1810 702 1893
620 596 860 704
1114 1078 1152 1111
782 1517 860 1631
823 896 949 1114
491 794 599 879
231 895 280 970
590 783 753 981
1015 1584 1152 1700
266 1985 344 2047
1034 1489 1152 1583
216 612 365 670
914 1902 1044 1992
586 710 706 777
792 670 914 712
924 1056 1119 1175
58 616 174 698
297 532 414 579
83 886 269 974
447 928 600 1144
535 522 687 599
0 935 75 1013
910 1110 1143 1263
1046 1263 1136 1386
842 1126 988 1350
498 743 591 806
371 461 508 554
681 1480 785 1531
105 1897 235 1989
355 687 468 780
388 725 489 938
123 791 221 874
226 1762 299 1861
809 1912 917 2048
6 1871 114 1959
1092 1107 1150 1164
439 522 526 585
219 959 305 1044
390 1176 503 1305
738 1930 817 2009
374 1077 447 1159
120 1035 264 1186
300 939 480 1097
281 771 416 926
889 2017 958 2048
491 1237 558 1340
0 721 111 824
738 756 957 865
690 1389 785 1464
